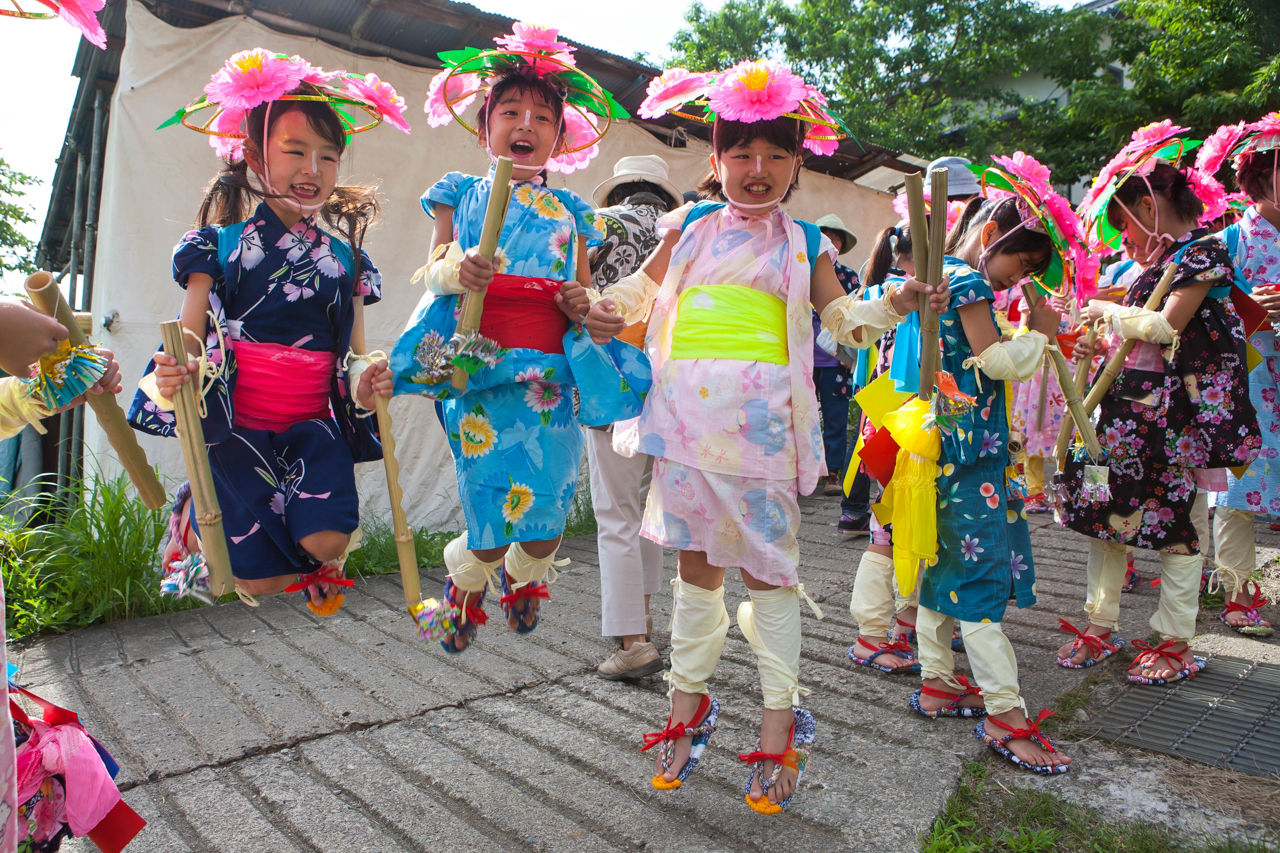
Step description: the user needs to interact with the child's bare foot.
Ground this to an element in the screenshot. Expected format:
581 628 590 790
916 676 985 717
984 708 1071 770
1222 584 1272 630
748 707 799 806
1056 620 1118 666
1127 640 1196 682
650 690 709 785
851 634 917 671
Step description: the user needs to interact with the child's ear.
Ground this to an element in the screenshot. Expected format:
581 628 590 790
243 144 264 177
980 219 999 249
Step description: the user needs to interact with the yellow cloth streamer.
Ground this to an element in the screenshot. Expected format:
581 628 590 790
669 285 788 363
846 373 912 495
875 398 941 597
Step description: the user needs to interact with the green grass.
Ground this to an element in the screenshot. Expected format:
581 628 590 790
921 762 1270 853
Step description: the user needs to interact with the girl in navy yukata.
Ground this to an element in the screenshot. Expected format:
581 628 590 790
130 50 409 612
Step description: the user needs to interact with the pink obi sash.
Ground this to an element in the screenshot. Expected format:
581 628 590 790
230 340 335 432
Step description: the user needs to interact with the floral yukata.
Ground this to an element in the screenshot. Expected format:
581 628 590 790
129 202 382 579
633 204 832 586
390 170 627 548
919 260 1036 624
1215 208 1280 518
1062 232 1261 553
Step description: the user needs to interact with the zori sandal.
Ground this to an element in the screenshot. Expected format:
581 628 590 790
1219 583 1274 637
975 710 1070 775
909 675 987 719
739 707 815 814
1055 618 1126 669
1126 639 1206 685
641 695 720 790
847 636 921 674
412 579 488 653
284 559 355 616
498 565 549 635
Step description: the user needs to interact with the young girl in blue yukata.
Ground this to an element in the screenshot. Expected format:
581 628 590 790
907 156 1078 776
391 24 646 652
129 50 404 611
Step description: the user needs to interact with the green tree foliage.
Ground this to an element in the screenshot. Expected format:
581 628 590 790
668 0 1280 186
0 154 38 275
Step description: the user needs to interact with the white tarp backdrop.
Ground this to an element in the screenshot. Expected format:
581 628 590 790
88 0 896 531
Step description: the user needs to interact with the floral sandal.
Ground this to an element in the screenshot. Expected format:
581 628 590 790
847 635 921 674
413 579 488 653
641 694 720 790
498 565 549 635
1126 639 1207 685
284 559 355 616
908 674 987 719
739 707 815 814
1219 583 1274 638
975 709 1070 775
1055 618 1126 669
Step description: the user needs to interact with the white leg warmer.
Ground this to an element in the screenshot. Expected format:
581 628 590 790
1152 551 1202 642
958 620 1025 717
443 534 504 594
1191 490 1210 565
1212 506 1256 596
1083 538 1127 631
849 550 896 637
666 578 730 698
503 541 568 589
738 585 813 710
915 606 960 690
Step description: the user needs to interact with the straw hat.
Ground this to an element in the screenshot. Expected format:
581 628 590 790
813 213 857 254
592 155 683 209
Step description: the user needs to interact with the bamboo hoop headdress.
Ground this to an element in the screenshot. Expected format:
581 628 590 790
2 0 106 48
158 48 411 161
638 60 851 156
423 22 628 174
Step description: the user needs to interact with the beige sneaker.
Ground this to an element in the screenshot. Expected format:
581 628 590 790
597 640 663 680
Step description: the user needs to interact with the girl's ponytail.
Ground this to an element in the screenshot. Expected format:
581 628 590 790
863 224 911 288
196 159 253 228
323 186 380 292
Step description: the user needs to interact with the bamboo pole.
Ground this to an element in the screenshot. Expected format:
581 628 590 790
903 173 934 400
350 300 420 609
1021 284 1103 461
450 156 514 391
160 320 233 596
920 169 948 398
1081 263 1178 417
1053 325 1098 466
25 272 167 509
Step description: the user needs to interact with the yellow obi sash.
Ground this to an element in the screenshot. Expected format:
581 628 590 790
669 285 788 363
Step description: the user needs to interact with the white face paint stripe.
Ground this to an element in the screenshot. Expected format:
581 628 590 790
310 151 318 173
755 154 762 173
524 109 531 127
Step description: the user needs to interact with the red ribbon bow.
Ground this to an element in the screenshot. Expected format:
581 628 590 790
499 584 551 609
640 720 687 752
1130 638 1191 672
954 674 983 696
737 749 786 764
1057 618 1115 654
989 707 1056 751
1224 584 1268 620
282 568 355 594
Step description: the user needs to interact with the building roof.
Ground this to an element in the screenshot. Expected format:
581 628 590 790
38 0 920 270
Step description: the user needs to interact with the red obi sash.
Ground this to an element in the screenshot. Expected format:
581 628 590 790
230 339 335 432
478 273 569 355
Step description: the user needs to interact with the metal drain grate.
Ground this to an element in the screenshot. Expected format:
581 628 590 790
1095 655 1280 776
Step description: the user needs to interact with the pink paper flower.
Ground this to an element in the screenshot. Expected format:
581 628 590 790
708 60 810 123
204 49 307 111
41 0 107 50
424 69 480 128
992 151 1052 193
343 72 411 134
1246 111 1280 136
1126 119 1189 153
1186 168 1228 223
494 22 575 58
638 68 714 119
1195 121 1246 176
208 106 246 160
547 109 601 173
301 64 342 88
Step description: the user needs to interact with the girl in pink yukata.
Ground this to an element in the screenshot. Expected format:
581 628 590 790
586 61 946 813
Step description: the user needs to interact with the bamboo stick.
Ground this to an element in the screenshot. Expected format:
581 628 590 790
160 320 232 596
903 173 934 400
920 169 948 399
1081 263 1178 417
350 299 420 609
1022 284 1103 461
25 271 167 509
1053 325 1098 466
450 156 514 391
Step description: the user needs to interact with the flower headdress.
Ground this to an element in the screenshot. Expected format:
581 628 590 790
158 48 410 161
891 193 965 234
1199 113 1280 177
2 0 106 49
638 59 850 156
422 22 627 173
1077 120 1213 251
969 152 1094 302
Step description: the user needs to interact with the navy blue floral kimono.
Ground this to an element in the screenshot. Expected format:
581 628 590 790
128 203 382 579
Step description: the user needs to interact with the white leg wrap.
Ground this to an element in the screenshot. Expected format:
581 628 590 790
443 534 504 593
1083 538 1127 631
503 541 569 589
916 606 959 689
666 578 730 698
738 586 811 710
1211 506 1255 595
1152 551 1202 642
849 550 896 636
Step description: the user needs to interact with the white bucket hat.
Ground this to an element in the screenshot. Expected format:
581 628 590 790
592 154 683 209
926 155 982 199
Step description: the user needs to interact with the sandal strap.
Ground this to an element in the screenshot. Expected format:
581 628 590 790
499 583 550 608
444 581 488 627
1057 618 1116 654
283 565 355 594
986 708 1056 752
920 674 982 702
640 694 712 752
1131 638 1192 671
1224 584 1268 618
737 716 797 765
895 616 916 630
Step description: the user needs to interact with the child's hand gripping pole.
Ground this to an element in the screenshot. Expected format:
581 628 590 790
160 320 233 596
349 299 421 615
1020 283 1104 462
24 272 167 510
903 172 945 401
1053 324 1098 468
450 156 514 391
1081 262 1177 417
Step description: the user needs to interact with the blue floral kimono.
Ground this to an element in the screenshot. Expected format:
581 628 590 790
390 170 651 548
919 259 1036 623
128 203 382 579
